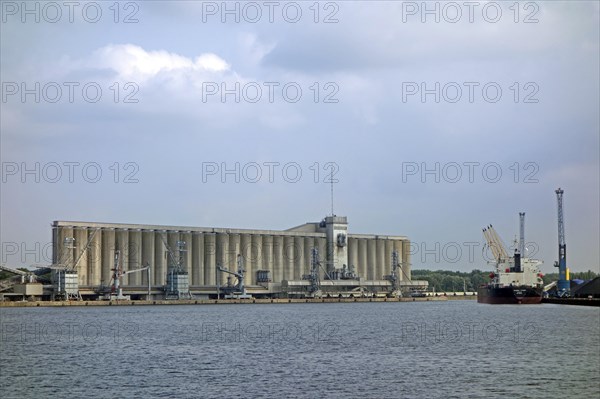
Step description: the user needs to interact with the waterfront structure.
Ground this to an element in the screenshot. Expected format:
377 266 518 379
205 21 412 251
52 216 418 299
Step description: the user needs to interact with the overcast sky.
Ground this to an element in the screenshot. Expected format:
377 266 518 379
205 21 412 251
1 1 598 274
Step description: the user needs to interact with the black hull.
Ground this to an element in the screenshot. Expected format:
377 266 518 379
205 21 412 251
477 285 543 304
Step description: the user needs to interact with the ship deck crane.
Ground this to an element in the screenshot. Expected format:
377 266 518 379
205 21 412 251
482 225 509 263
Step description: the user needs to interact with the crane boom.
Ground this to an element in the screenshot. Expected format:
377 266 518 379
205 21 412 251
109 251 151 299
483 225 509 261
71 228 99 271
556 188 566 247
123 265 150 275
217 254 246 294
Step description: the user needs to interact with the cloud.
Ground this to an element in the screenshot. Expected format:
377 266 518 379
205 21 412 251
88 44 230 82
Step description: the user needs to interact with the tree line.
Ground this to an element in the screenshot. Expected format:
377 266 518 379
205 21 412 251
411 269 488 292
411 269 599 292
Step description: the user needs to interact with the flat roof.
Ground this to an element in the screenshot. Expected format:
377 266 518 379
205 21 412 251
53 220 408 240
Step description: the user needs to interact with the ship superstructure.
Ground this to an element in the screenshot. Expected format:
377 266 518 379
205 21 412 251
478 213 544 304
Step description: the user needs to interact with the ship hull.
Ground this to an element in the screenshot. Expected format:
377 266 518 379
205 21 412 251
477 285 543 304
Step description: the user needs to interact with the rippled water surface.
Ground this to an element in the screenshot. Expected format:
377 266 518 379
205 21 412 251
1 301 599 398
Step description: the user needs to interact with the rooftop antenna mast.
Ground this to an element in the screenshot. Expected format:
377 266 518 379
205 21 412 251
330 167 334 216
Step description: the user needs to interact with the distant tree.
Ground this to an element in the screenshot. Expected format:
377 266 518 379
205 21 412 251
411 269 490 292
413 269 598 290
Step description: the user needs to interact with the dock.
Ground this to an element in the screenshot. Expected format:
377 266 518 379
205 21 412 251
0 295 474 308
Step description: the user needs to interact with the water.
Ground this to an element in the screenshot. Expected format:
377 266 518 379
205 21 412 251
1 301 598 398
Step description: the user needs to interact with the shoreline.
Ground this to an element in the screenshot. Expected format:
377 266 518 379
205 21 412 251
542 297 600 307
0 295 477 308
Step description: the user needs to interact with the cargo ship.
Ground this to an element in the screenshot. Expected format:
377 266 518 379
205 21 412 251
478 214 544 304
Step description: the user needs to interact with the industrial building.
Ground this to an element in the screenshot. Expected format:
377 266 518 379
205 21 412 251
49 216 422 300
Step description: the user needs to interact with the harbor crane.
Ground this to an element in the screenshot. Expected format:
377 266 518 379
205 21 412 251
51 228 99 300
105 249 150 300
302 248 323 298
160 234 192 300
385 250 402 298
554 188 570 295
217 254 251 299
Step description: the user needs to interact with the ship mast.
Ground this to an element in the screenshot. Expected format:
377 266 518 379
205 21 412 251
519 212 525 258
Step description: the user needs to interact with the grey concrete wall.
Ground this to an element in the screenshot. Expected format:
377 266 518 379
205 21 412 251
53 222 410 288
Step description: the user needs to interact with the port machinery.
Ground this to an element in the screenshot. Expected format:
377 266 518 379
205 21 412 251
384 250 403 298
217 254 251 299
295 247 418 299
302 247 325 298
51 229 101 301
97 250 150 300
478 213 544 304
554 188 570 296
162 235 193 300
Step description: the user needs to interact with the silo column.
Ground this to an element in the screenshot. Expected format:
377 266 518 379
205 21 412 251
142 230 155 287
88 228 101 287
376 239 385 281
283 236 294 282
229 233 241 287
294 236 304 280
101 228 115 286
251 235 263 282
384 239 393 278
204 233 216 287
358 239 367 280
273 235 284 284
241 234 252 285
116 229 129 286
59 226 74 268
263 235 274 281
367 240 376 280
192 233 204 286
348 237 358 277
217 233 230 286
317 238 326 279
303 237 312 277
183 231 193 281
155 231 166 286
75 227 88 286
402 240 411 281
128 229 142 286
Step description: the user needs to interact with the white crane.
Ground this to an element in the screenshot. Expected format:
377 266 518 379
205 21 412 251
107 250 150 300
